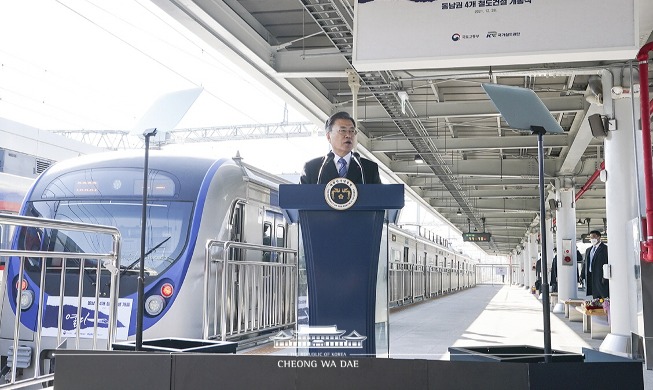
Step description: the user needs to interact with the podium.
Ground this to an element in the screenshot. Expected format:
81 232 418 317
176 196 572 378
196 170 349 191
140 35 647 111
279 183 403 356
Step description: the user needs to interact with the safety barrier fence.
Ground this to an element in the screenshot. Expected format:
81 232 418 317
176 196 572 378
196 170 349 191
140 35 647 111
0 213 121 388
203 240 297 343
474 263 519 285
389 263 476 307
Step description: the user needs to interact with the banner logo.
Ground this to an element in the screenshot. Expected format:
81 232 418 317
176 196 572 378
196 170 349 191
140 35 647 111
41 296 132 340
270 325 366 349
325 178 357 210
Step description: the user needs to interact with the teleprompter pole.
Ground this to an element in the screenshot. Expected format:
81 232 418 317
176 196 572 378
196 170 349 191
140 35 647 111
533 125 552 362
135 128 157 351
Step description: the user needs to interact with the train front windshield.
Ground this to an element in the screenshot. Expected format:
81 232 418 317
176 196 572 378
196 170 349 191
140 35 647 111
23 200 192 275
19 167 193 275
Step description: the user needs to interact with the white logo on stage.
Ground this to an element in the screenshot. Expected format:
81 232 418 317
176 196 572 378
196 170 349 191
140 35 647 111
270 325 366 349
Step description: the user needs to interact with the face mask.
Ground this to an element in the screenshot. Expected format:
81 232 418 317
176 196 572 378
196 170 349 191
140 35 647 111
590 238 598 245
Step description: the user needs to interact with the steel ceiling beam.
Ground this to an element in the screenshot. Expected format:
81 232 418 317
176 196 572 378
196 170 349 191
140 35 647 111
371 134 574 152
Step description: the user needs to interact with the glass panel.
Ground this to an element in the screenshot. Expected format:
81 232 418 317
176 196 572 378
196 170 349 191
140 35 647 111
24 200 193 275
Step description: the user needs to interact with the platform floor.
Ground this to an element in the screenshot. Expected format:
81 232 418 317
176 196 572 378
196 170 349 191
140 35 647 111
244 284 653 389
390 284 600 359
393 284 652 389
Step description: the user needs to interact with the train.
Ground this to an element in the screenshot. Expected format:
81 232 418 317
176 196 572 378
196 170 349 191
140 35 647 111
0 150 475 380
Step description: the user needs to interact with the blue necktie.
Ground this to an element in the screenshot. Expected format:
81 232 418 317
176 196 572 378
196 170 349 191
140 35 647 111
338 157 347 177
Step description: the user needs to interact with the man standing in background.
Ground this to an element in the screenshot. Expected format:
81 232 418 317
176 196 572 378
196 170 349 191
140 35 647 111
585 230 609 299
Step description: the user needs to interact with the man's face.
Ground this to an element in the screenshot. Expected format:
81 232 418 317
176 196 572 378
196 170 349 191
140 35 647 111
590 233 600 244
326 118 356 157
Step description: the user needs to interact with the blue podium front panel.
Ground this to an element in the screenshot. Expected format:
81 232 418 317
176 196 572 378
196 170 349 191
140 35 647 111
301 209 385 356
280 184 403 357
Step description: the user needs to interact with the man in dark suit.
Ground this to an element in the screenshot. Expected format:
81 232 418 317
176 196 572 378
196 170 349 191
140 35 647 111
299 111 381 185
584 230 609 299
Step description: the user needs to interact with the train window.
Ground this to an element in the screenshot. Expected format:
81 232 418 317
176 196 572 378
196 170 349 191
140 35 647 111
274 225 286 262
263 223 272 262
23 200 193 275
275 225 285 247
19 226 45 266
263 223 272 246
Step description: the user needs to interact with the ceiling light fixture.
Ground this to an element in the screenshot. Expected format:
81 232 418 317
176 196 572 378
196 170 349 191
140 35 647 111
456 208 462 216
414 155 424 164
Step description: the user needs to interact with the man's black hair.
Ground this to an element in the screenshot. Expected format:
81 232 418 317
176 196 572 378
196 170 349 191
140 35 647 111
589 230 602 237
325 111 356 131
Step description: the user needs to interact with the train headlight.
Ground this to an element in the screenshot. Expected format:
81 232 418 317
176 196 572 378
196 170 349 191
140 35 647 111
15 279 28 291
18 290 34 310
145 295 165 316
161 283 174 298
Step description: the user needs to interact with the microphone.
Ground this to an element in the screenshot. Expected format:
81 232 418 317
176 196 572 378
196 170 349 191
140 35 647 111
352 152 365 184
317 151 334 184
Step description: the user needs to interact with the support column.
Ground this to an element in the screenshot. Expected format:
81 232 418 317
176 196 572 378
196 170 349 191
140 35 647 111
508 253 515 285
600 88 641 357
521 247 527 287
553 180 578 313
519 245 531 290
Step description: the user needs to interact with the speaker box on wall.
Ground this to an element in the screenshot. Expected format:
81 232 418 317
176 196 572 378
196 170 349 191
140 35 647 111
588 113 608 138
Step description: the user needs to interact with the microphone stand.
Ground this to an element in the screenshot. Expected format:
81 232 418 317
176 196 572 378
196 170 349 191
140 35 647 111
352 152 365 184
317 152 333 184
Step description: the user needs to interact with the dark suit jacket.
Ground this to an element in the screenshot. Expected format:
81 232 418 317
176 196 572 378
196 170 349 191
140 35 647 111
585 243 609 298
299 153 381 184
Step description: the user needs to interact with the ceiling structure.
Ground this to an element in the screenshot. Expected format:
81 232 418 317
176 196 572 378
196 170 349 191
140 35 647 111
150 0 653 255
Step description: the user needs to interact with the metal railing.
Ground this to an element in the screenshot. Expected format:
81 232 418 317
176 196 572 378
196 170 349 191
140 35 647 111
475 264 518 285
203 240 297 342
0 214 121 388
389 263 477 307
425 266 443 297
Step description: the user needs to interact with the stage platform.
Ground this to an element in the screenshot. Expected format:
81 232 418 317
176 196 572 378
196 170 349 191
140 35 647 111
243 284 653 388
51 285 651 389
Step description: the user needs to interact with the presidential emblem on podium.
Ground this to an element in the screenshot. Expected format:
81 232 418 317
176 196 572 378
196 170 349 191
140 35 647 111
324 178 358 210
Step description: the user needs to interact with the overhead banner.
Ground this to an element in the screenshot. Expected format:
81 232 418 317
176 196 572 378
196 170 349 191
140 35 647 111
353 0 638 71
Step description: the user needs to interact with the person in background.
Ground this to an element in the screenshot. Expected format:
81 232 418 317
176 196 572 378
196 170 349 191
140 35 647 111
550 248 558 292
577 250 585 288
550 247 583 293
535 256 542 293
299 111 381 185
585 230 609 299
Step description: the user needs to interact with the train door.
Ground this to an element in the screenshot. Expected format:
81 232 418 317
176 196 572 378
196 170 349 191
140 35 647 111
423 251 428 298
434 254 440 296
263 210 286 262
229 201 245 260
403 246 410 302
275 222 286 262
